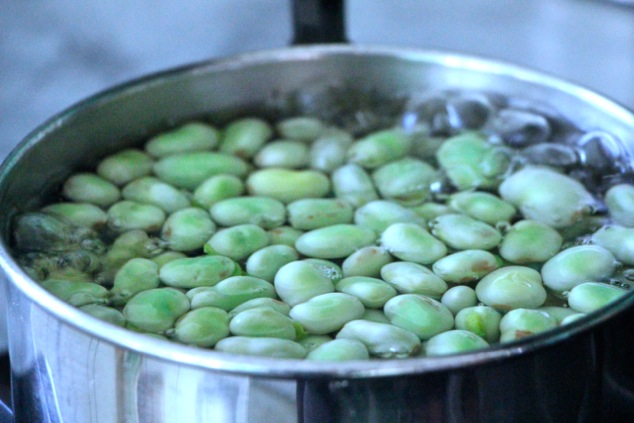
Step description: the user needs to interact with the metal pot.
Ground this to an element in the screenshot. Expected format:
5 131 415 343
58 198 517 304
1 45 634 423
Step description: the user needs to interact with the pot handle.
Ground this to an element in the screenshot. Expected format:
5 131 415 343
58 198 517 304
291 0 348 45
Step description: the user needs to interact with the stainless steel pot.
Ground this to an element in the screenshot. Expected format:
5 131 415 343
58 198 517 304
1 45 634 423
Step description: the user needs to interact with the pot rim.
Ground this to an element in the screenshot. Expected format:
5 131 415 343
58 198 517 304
1 44 633 379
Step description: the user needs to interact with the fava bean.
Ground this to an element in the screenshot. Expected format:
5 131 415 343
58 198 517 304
230 308 297 340
161 208 216 252
80 304 126 327
306 339 370 361
341 246 393 278
211 196 286 229
247 169 331 203
204 224 269 261
245 244 299 282
432 250 499 284
425 330 489 356
430 214 502 251
381 261 448 299
122 176 190 213
335 276 397 308
499 308 557 342
380 223 447 265
159 255 239 289
299 335 333 352
541 245 617 293
254 140 309 168
592 225 634 266
331 163 380 208
153 152 248 190
274 261 335 306
173 306 229 347
62 173 121 207
42 203 107 231
475 266 547 311
97 149 154 186
277 116 324 141
41 279 109 307
499 166 596 228
440 286 478 315
188 276 276 310
295 224 377 259
384 294 454 340
303 259 344 284
123 287 190 333
215 336 307 359
219 117 272 159
267 226 304 246
229 298 291 317
347 129 410 169
354 200 426 234
567 282 628 313
107 201 166 233
372 158 437 206
604 183 634 227
145 122 219 158
499 220 563 264
192 174 245 209
110 258 160 305
290 292 365 335
288 198 353 230
309 130 353 172
447 191 516 225
150 251 187 267
361 309 391 324
454 305 501 343
336 319 421 358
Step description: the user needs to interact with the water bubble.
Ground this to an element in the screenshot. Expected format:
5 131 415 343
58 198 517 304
445 93 493 131
576 131 626 172
491 108 551 148
623 269 634 281
521 143 578 168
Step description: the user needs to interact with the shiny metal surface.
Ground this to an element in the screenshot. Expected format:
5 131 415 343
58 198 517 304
1 45 634 422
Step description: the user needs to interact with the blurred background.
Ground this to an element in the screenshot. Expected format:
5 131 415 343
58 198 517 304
1 0 634 159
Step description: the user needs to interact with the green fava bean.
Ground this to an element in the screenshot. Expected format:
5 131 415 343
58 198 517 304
122 176 190 214
432 250 499 284
361 309 391 324
62 173 121 207
247 169 330 203
541 245 617 293
210 196 286 229
331 163 380 208
538 306 580 324
372 158 437 206
342 246 393 278
204 224 269 262
499 308 557 342
79 304 126 327
409 202 454 221
354 200 426 234
41 279 109 307
475 266 547 311
145 122 219 158
499 165 596 229
123 288 190 333
299 335 333 352
567 282 628 313
245 244 299 282
454 305 501 343
229 298 291 317
430 214 502 251
219 117 272 159
295 224 377 259
290 293 365 335
425 330 489 356
309 130 353 172
172 306 230 347
381 261 448 299
254 140 310 168
380 223 447 265
306 339 370 361
436 132 502 190
192 174 245 209
274 261 335 306
215 336 307 359
499 220 563 264
441 286 478 316
302 259 344 284
110 258 160 305
161 207 216 252
153 152 248 190
447 191 517 225
336 319 421 358
276 116 324 141
159 255 239 289
97 148 154 186
561 313 587 325
230 308 297 340
42 202 108 230
267 226 304 246
151 251 187 267
335 276 397 308
287 198 353 230
347 128 410 169
592 225 634 266
384 294 454 340
605 183 634 227
188 276 276 310
102 230 164 272
107 201 166 233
